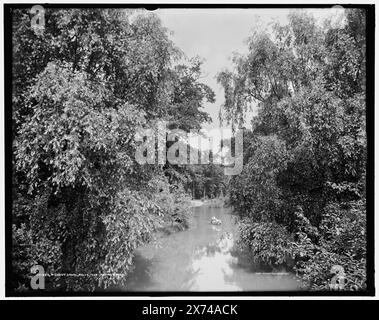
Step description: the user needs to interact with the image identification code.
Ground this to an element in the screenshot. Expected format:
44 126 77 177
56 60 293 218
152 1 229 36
142 304 238 317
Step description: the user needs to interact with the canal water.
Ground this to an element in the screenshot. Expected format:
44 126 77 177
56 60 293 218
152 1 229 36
123 205 301 291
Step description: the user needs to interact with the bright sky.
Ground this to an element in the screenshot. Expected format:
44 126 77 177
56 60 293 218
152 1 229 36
156 8 345 130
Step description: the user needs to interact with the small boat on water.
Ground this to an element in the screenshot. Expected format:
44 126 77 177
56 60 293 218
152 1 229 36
210 216 222 225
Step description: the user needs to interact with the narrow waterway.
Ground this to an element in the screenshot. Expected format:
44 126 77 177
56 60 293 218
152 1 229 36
123 205 301 291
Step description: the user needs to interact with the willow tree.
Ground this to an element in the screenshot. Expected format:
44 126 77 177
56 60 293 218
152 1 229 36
218 10 367 290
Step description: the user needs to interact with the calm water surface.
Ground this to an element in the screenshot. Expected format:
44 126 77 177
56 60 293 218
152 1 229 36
123 206 301 291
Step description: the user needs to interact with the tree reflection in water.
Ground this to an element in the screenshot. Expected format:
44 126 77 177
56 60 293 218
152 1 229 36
186 232 242 291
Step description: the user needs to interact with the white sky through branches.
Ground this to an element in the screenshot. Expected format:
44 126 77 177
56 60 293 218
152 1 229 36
157 8 345 132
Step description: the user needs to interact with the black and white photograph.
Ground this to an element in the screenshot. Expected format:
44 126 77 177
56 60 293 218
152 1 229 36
2 2 375 302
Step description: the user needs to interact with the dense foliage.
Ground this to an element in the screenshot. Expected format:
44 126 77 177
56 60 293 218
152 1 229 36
218 10 367 290
11 9 214 291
